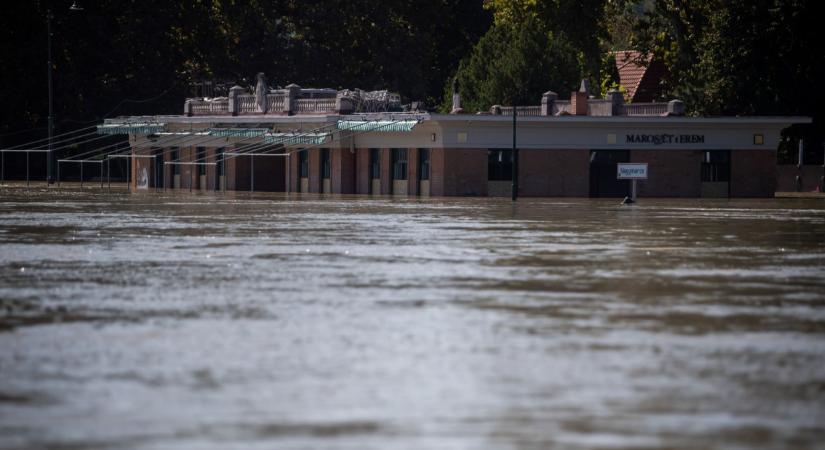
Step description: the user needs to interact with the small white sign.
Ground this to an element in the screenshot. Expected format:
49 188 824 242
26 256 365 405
136 167 149 189
617 163 648 180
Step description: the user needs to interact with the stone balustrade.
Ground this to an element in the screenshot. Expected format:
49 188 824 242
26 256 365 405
186 88 340 117
183 77 684 117
623 102 669 116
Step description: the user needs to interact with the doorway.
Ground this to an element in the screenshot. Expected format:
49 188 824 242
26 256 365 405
589 150 630 197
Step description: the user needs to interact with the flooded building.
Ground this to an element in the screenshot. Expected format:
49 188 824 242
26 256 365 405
104 76 810 198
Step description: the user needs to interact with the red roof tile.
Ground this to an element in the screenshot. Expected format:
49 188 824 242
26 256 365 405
615 51 665 103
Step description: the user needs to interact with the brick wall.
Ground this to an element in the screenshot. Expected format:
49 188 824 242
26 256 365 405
519 149 590 196
777 165 824 192
442 148 487 196
249 153 285 191
731 150 777 197
206 148 216 190
631 149 703 197
180 147 194 191
408 148 419 195
380 148 391 195
331 148 356 194
228 152 250 191
308 149 321 193
355 148 370 194
430 148 445 196
287 150 298 192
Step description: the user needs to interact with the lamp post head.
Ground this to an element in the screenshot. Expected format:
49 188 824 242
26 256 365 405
69 2 83 11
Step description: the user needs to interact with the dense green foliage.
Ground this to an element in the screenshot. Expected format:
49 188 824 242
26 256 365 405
1 0 822 157
626 0 824 159
483 0 608 86
0 0 490 146
446 17 580 112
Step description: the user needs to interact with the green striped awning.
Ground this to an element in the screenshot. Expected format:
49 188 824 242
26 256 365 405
96 123 166 135
336 120 419 132
208 128 270 138
264 133 330 145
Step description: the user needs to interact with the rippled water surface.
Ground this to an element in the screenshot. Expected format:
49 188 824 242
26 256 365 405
1 188 825 449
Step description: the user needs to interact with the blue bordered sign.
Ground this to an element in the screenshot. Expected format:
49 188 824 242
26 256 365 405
617 163 648 180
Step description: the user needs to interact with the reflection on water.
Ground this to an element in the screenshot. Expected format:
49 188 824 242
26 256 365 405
1 188 824 449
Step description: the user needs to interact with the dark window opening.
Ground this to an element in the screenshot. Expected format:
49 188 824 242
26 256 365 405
197 147 206 176
299 150 308 178
369 148 380 180
217 148 225 176
321 148 330 179
487 149 513 181
419 148 430 180
701 150 731 182
589 150 630 198
392 148 408 180
171 148 180 175
153 148 164 188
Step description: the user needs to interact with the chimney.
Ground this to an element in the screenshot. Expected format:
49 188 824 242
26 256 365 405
579 79 591 97
571 80 589 115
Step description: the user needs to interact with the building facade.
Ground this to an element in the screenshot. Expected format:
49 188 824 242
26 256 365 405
106 82 810 198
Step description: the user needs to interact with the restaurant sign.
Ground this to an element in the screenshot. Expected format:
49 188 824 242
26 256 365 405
626 134 704 145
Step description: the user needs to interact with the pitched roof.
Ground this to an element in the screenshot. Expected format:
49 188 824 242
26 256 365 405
615 50 665 103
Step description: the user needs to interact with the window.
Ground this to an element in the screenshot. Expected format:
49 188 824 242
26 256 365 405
701 150 731 182
299 150 308 178
369 148 380 180
171 148 180 175
487 149 512 181
392 148 408 180
321 148 330 179
197 147 206 176
419 148 430 180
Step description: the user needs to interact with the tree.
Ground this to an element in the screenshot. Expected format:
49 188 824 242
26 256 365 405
446 17 581 112
631 0 825 159
0 0 491 154
483 0 609 92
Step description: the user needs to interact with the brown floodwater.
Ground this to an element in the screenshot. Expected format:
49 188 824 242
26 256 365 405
1 187 824 449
